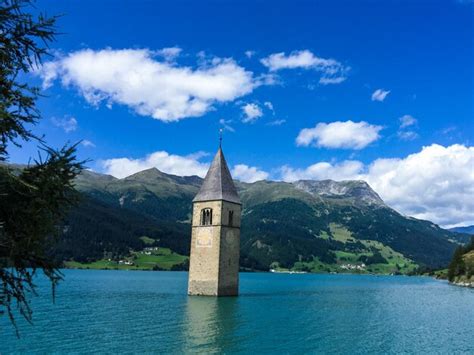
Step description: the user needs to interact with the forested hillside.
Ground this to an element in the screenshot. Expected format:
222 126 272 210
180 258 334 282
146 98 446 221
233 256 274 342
447 238 474 286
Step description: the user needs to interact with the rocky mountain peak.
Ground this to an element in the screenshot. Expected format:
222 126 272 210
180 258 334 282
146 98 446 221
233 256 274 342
293 179 385 206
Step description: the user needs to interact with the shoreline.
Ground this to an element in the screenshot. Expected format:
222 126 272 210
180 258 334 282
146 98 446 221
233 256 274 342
451 281 474 288
432 273 474 289
60 267 474 289
450 277 474 288
60 266 415 277
58 267 474 287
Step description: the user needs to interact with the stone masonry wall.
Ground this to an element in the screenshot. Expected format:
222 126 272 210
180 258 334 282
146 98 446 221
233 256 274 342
188 200 241 296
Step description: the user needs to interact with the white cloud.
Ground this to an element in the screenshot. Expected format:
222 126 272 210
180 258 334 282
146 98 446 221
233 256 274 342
245 50 255 58
242 103 263 123
366 144 474 227
51 116 77 133
280 144 474 227
232 164 269 183
156 47 182 61
397 131 418 141
264 101 274 112
260 50 349 84
319 77 347 85
296 120 383 150
397 115 418 140
399 114 417 128
281 160 364 182
38 48 259 122
101 151 210 179
371 89 390 102
267 119 286 126
81 139 96 148
219 118 235 132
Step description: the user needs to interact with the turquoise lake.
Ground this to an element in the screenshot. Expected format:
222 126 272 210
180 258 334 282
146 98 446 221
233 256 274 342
2 270 473 354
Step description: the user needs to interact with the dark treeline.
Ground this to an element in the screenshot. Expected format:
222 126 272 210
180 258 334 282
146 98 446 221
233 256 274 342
447 237 474 282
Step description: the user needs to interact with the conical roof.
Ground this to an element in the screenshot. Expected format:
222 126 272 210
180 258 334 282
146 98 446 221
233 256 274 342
193 148 241 204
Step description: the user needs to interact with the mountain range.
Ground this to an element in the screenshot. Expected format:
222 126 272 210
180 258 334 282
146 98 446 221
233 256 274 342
49 167 470 273
449 225 474 235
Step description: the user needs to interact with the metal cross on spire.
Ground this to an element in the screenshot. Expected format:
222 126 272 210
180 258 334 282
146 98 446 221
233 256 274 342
219 128 223 148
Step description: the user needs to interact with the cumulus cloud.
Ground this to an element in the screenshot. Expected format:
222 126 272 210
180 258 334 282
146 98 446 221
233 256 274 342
242 103 263 123
367 144 474 227
232 164 269 183
37 48 258 122
280 144 474 227
260 50 349 85
101 151 210 178
296 120 383 149
51 116 78 132
371 89 390 102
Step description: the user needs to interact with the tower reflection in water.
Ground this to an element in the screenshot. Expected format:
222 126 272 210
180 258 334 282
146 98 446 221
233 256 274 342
183 296 241 353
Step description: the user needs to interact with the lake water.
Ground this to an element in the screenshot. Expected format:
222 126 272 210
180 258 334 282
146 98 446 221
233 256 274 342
2 270 473 354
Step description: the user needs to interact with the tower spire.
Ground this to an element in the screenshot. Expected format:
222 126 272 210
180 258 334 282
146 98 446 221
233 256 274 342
193 145 241 204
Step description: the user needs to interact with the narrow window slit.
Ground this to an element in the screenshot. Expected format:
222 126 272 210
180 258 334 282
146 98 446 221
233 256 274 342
228 210 234 226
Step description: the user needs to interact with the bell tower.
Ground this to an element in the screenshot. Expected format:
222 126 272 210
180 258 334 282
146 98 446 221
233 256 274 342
187 146 241 296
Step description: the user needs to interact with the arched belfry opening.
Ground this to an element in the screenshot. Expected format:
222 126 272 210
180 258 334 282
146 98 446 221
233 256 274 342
188 146 241 297
200 208 213 226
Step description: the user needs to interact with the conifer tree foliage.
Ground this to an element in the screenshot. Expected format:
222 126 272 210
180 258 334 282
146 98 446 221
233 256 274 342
0 0 83 331
447 238 474 282
448 246 466 281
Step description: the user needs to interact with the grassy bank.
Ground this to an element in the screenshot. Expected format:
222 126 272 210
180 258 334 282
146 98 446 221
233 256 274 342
64 247 188 271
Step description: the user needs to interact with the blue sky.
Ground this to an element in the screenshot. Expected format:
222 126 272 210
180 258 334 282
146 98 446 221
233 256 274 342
10 0 474 227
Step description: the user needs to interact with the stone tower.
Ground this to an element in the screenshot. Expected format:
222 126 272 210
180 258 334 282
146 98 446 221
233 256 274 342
187 147 241 296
